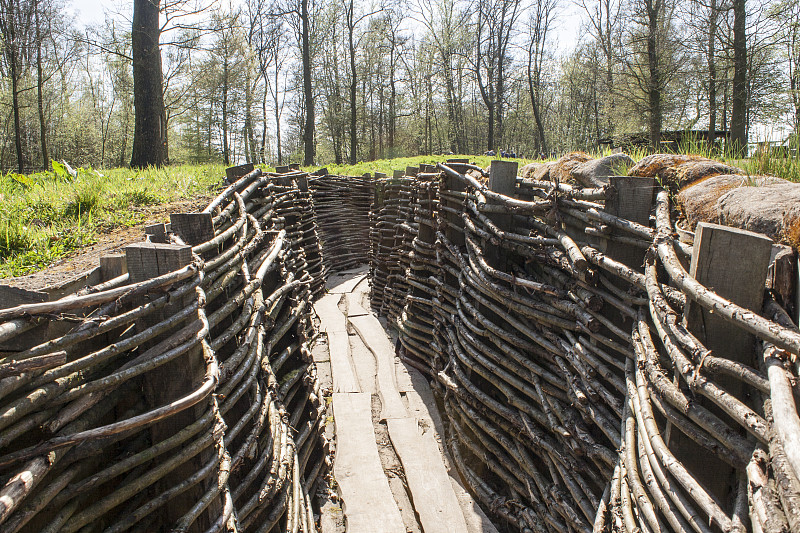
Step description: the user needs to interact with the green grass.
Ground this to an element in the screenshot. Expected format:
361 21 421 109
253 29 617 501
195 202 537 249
0 162 225 278
5 149 799 279
301 154 537 177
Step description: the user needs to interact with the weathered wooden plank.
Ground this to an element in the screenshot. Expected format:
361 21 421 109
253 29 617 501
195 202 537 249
327 330 360 394
332 393 405 533
603 176 655 271
225 162 254 183
345 292 369 318
680 221 773 505
0 285 48 310
169 212 215 247
315 294 347 333
349 333 377 394
145 222 167 243
328 274 367 295
99 254 127 281
387 417 469 533
395 359 415 393
405 377 500 533
348 314 407 420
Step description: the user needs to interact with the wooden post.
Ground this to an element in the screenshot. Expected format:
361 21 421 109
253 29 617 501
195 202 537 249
275 165 290 174
170 213 215 248
289 163 301 171
225 162 254 183
99 254 127 281
393 170 404 179
447 158 469 164
603 176 654 270
296 174 309 192
485 161 518 270
684 222 773 366
676 222 773 507
442 163 470 247
406 166 419 177
145 223 168 243
125 242 219 530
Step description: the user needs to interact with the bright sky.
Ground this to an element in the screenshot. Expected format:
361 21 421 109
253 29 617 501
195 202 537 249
72 0 125 25
70 0 583 53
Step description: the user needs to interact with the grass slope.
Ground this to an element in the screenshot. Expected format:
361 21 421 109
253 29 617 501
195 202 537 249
302 154 535 177
3 150 798 278
1 163 225 277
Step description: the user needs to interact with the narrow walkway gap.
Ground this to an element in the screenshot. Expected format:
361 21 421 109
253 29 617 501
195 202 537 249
312 268 499 533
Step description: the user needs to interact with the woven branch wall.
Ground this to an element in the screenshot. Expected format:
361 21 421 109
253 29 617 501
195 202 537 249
369 162 800 533
0 169 327 532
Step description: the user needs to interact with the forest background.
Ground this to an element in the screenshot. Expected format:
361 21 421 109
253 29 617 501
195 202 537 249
1 0 799 172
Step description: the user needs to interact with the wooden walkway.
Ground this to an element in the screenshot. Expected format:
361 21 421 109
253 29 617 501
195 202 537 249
313 268 499 533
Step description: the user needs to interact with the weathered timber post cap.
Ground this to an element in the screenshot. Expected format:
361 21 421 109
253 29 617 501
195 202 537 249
488 161 518 196
145 223 168 243
275 165 290 174
392 170 404 179
170 213 215 246
225 163 254 183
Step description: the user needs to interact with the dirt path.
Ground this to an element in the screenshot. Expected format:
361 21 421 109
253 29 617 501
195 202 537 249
4 196 211 292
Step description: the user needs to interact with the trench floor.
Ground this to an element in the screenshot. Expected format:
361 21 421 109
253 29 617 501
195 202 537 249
311 268 498 533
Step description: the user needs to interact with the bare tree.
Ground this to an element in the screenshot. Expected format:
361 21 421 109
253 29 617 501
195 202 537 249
0 0 35 172
525 0 558 155
475 0 523 151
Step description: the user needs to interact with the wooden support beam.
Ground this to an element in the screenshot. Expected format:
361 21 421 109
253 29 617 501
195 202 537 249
676 222 773 508
124 242 219 529
603 176 654 271
145 223 167 243
485 161 518 270
225 162 254 183
169 213 215 247
100 254 127 282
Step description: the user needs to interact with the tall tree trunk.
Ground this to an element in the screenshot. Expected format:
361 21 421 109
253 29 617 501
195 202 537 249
708 0 717 149
646 0 661 149
131 0 165 168
3 0 25 173
301 0 314 166
496 58 504 151
10 61 23 173
244 64 255 163
347 0 357 165
222 56 230 165
527 41 548 155
730 0 747 156
261 90 268 163
274 60 282 164
388 44 396 155
35 5 48 170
